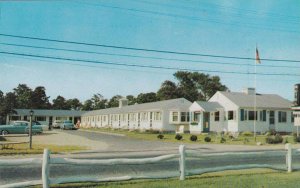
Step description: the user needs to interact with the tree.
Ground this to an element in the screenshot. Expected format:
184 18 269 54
13 84 33 109
157 80 179 100
136 92 158 104
0 92 17 123
66 98 82 110
108 95 123 108
52 95 68 110
174 71 199 102
126 95 137 105
82 99 93 111
173 71 228 101
91 93 107 110
31 86 51 109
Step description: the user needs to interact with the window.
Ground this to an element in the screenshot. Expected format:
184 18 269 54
180 112 190 122
248 111 257 120
193 112 200 122
35 116 46 121
10 116 21 121
154 112 162 121
260 110 266 121
228 111 234 120
214 111 220 121
172 112 179 122
278 111 287 123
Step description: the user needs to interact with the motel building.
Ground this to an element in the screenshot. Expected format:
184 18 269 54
6 109 85 126
189 88 295 134
81 98 192 133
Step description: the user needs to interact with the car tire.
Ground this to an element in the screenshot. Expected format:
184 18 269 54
1 130 8 135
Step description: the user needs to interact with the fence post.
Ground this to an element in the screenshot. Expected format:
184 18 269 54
42 149 50 188
179 144 186 180
285 143 292 172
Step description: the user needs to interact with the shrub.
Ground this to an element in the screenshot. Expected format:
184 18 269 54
283 137 289 144
242 131 253 137
190 135 197 142
220 137 226 143
294 136 300 143
243 138 249 144
266 134 283 144
157 134 164 139
0 136 6 141
204 136 211 142
175 134 183 140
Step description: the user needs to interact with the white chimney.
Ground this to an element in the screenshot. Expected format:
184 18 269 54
243 88 256 95
119 98 128 108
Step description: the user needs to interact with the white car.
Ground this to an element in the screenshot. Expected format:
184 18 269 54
53 120 63 128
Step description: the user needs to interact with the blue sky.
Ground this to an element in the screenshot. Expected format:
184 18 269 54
0 0 299 102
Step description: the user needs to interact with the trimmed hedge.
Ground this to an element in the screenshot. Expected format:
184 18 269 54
175 134 183 140
204 136 211 142
190 135 198 142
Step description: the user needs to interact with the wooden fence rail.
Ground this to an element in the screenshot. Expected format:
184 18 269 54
0 144 295 188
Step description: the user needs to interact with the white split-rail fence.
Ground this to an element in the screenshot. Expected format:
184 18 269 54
0 143 296 188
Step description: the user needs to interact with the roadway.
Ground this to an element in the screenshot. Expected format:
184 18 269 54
1 130 300 186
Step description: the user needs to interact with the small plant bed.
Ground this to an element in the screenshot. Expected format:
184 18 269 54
82 128 297 145
0 144 87 155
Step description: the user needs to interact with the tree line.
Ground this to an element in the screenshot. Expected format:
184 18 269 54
0 71 227 122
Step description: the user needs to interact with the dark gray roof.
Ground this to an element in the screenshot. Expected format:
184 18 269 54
83 98 192 116
219 91 292 109
195 101 223 111
14 109 85 116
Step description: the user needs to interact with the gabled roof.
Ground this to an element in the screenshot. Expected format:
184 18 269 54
83 98 192 116
194 101 223 111
218 91 292 109
14 109 85 117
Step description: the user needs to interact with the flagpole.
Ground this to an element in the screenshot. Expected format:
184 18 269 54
254 44 257 142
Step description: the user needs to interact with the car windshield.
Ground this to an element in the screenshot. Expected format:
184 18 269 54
14 122 28 126
64 120 72 123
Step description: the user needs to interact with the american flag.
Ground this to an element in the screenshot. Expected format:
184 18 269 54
256 47 261 64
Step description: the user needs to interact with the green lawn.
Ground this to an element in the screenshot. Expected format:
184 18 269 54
0 143 86 155
82 127 296 145
38 169 300 188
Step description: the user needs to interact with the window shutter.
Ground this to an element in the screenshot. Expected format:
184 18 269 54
240 109 244 121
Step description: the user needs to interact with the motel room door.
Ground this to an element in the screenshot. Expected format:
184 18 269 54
203 112 210 132
269 111 275 130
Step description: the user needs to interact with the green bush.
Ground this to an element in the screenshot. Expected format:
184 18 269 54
294 136 300 143
175 134 183 140
157 134 164 139
220 137 226 143
204 136 211 142
190 135 198 142
266 134 283 144
241 131 253 137
243 138 249 144
0 136 6 141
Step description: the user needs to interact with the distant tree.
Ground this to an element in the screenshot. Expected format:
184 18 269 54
0 92 17 123
173 71 228 101
126 95 137 105
82 99 93 111
108 95 123 108
52 95 68 110
136 92 158 104
31 86 51 109
174 71 199 102
13 84 33 108
157 80 179 100
66 98 82 110
91 93 107 110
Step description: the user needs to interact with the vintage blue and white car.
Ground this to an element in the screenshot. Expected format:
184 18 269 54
60 120 76 130
0 121 43 135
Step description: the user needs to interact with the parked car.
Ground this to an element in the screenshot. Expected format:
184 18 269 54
32 121 49 131
0 121 43 135
60 120 76 130
53 120 63 128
